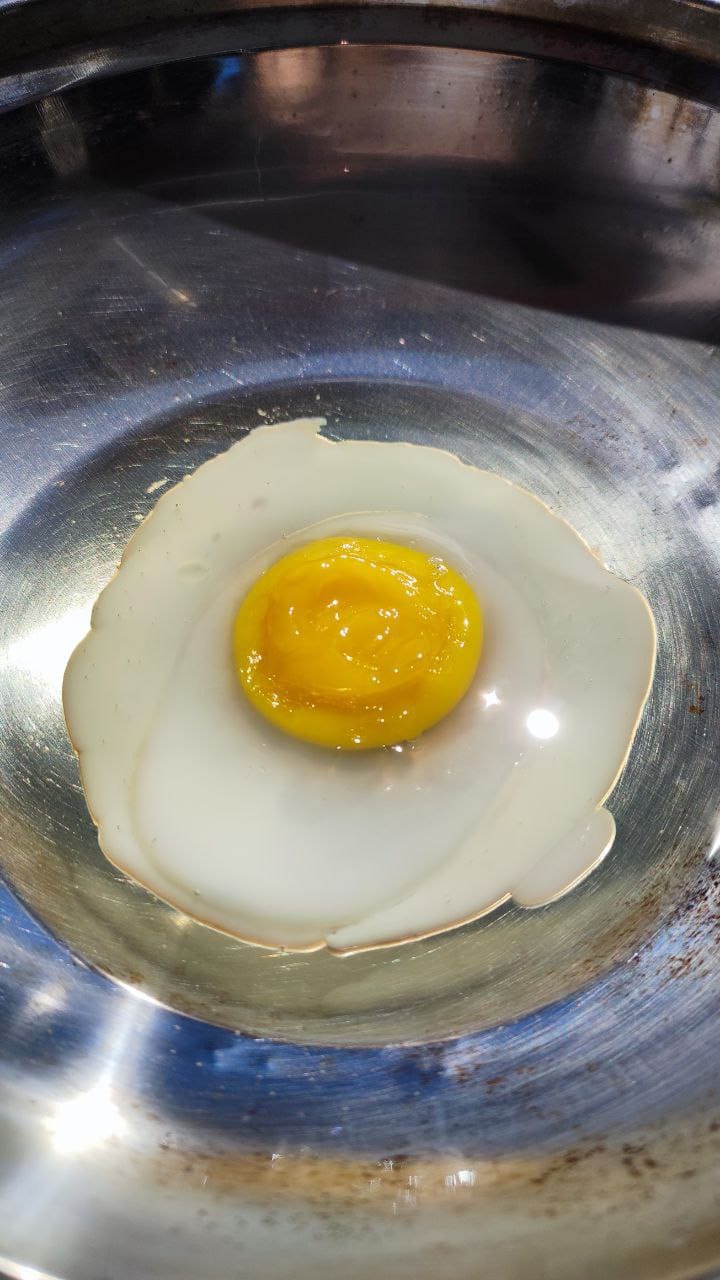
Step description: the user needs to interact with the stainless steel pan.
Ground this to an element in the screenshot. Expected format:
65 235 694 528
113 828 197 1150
0 3 719 1276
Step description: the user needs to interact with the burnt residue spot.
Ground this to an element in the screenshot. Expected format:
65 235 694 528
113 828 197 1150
686 680 706 715
620 1142 653 1179
668 954 694 977
529 1143 607 1188
580 888 665 977
447 1057 536 1088
394 1043 450 1089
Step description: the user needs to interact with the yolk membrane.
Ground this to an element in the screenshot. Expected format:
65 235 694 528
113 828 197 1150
233 536 483 749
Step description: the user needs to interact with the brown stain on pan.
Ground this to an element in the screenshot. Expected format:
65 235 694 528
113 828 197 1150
137 1107 720 1223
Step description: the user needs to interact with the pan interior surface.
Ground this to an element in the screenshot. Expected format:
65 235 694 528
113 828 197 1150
0 34 718 1280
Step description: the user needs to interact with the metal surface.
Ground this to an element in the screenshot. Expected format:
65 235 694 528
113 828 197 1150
0 9 719 1279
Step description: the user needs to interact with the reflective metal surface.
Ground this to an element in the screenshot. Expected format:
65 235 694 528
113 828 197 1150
0 10 719 1279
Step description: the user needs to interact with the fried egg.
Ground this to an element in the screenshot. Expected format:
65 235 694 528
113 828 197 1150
63 419 656 953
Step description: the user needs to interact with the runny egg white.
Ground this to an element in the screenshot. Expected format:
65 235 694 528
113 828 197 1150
63 419 656 954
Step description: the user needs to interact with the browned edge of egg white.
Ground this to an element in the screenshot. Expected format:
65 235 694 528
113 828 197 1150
62 419 658 958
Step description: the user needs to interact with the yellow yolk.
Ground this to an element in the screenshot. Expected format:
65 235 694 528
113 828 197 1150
233 536 482 749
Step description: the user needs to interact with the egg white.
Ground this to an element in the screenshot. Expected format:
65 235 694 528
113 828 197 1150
63 419 656 953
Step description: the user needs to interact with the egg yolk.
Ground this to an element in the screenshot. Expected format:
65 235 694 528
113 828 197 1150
233 536 482 749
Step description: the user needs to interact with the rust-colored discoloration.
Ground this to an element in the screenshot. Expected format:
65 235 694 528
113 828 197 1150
136 1089 720 1223
582 828 717 990
686 680 706 714
149 1144 527 1207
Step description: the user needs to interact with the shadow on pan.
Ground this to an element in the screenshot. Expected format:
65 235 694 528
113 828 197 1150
3 43 720 344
